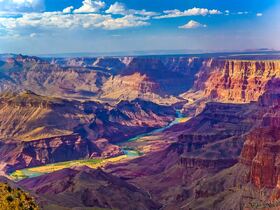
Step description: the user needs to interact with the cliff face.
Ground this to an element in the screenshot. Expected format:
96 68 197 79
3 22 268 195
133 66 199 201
2 55 279 105
240 127 280 189
100 72 161 101
0 134 114 173
238 77 280 196
89 98 176 142
0 91 176 142
0 91 93 141
0 91 176 173
174 102 258 170
192 59 280 103
0 55 205 103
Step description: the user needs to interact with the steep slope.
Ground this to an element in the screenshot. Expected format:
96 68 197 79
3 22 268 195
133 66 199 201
19 167 161 210
0 91 176 142
0 90 94 140
106 77 280 209
0 55 205 103
0 134 106 173
88 98 176 143
0 91 176 173
169 85 280 210
183 59 280 103
106 99 260 208
0 55 110 99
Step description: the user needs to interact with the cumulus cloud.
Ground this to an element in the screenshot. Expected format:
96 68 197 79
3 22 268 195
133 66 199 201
0 11 149 31
63 6 74 13
256 13 263 17
154 7 222 19
96 15 149 30
0 1 223 35
0 0 44 12
179 20 207 29
73 0 105 13
105 2 158 16
0 0 153 33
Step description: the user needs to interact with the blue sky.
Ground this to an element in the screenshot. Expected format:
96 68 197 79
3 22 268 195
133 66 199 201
0 0 279 55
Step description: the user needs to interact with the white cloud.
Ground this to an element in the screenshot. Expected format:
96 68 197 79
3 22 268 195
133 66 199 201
256 13 263 17
0 0 43 12
105 2 158 16
73 0 105 13
105 2 125 14
63 6 74 13
179 20 207 29
154 7 222 19
0 0 155 34
0 11 150 31
96 15 149 30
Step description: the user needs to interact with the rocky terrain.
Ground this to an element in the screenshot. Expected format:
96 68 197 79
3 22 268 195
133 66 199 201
104 58 280 209
19 166 161 210
0 55 203 104
185 59 280 103
0 89 176 173
0 53 279 209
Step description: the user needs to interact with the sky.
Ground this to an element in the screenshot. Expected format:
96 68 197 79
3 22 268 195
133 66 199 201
0 0 279 55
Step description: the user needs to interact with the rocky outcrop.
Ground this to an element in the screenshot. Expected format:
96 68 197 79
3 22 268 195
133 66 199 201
0 91 176 142
2 55 280 105
0 55 206 102
174 101 258 169
238 78 280 194
19 167 161 210
100 72 161 101
180 156 238 170
0 134 112 173
0 91 94 140
89 98 176 142
94 138 123 157
192 59 280 103
240 127 280 189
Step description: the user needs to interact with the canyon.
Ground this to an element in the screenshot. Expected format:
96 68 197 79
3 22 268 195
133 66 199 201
0 53 279 209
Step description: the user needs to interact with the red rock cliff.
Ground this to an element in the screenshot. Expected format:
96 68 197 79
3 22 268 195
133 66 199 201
194 59 280 103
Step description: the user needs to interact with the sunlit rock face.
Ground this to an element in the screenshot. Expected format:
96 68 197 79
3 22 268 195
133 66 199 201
192 59 280 103
239 84 280 199
0 55 204 100
0 134 106 173
241 127 280 188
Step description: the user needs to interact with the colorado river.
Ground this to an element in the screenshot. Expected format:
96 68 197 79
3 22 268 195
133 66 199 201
10 110 187 180
120 110 187 157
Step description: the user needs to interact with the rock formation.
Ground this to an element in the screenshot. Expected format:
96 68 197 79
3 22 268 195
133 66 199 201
191 59 280 103
19 167 161 210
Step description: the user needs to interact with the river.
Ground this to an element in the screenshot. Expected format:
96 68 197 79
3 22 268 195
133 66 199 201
10 110 187 180
120 110 187 157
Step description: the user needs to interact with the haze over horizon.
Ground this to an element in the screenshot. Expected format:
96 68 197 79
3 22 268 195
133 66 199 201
0 0 280 55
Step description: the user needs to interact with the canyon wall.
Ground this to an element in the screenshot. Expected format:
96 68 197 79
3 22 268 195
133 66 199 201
192 59 280 103
0 55 205 102
0 134 108 173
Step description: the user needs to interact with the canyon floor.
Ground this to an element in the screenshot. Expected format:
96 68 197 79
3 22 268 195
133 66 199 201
0 52 280 210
